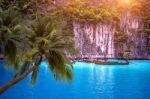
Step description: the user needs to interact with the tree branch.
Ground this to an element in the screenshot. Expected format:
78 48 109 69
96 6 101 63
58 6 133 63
0 66 35 94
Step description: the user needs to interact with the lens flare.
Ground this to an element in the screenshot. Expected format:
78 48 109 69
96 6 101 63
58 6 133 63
121 0 133 5
117 0 135 6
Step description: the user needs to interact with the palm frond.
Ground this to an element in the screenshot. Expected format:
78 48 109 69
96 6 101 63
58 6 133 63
20 61 31 75
31 52 42 85
45 49 73 82
0 8 33 69
30 14 75 83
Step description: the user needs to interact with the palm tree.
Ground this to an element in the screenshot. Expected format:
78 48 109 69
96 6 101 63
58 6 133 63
0 11 75 94
0 8 33 69
0 7 34 93
29 15 75 84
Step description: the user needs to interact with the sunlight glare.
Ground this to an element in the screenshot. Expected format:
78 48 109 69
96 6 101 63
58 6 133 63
118 0 135 6
121 0 133 5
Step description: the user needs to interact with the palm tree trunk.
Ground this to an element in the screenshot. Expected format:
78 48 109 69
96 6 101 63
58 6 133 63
0 67 35 94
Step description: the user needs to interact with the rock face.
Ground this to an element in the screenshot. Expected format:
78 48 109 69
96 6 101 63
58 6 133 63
73 12 149 59
119 12 148 59
73 22 115 58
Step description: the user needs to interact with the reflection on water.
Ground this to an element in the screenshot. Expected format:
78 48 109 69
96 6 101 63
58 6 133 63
0 60 150 99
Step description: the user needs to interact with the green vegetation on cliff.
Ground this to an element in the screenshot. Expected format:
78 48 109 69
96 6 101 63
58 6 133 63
63 3 119 23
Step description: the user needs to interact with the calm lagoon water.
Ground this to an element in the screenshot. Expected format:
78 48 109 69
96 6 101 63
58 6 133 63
0 60 150 99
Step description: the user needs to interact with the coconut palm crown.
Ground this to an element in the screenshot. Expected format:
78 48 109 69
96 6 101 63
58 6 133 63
0 9 75 94
0 8 33 69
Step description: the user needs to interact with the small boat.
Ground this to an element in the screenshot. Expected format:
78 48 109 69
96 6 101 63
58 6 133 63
94 60 129 65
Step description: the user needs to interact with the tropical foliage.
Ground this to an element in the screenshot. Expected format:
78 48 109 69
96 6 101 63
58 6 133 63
0 5 75 94
28 15 75 83
63 1 119 23
0 8 32 69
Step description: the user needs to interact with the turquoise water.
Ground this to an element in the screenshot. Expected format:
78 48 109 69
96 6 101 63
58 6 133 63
0 60 150 99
